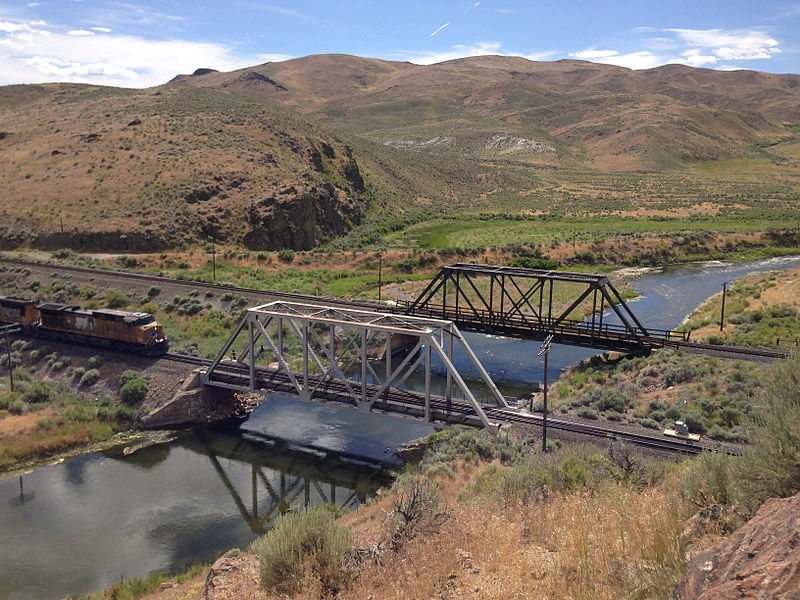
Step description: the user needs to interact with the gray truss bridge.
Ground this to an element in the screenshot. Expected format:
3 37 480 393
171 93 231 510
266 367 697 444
400 263 688 354
203 300 511 430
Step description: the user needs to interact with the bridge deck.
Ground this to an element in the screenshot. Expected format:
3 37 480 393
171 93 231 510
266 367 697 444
200 359 708 455
397 301 687 353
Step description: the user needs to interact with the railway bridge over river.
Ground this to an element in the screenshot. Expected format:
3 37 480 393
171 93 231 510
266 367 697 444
185 263 773 454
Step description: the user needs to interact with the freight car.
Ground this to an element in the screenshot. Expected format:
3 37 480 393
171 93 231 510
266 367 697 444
0 296 169 355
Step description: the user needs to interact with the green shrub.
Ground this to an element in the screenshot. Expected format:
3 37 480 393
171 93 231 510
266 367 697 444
146 286 161 298
80 369 101 386
72 366 86 380
737 353 800 511
88 355 104 369
576 406 599 420
277 248 295 263
120 377 148 405
119 370 140 387
680 451 737 510
104 289 130 309
683 409 708 434
253 505 350 595
22 381 54 404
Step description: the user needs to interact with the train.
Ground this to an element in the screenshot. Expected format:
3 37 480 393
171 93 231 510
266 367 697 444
0 296 169 355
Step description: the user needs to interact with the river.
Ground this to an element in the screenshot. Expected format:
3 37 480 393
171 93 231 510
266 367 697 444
1 254 798 600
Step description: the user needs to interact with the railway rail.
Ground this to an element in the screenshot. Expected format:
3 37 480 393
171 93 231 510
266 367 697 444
0 257 788 362
163 352 721 456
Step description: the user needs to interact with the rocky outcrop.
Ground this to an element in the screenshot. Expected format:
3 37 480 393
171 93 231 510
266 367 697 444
672 493 800 599
383 136 454 149
0 227 174 252
484 133 556 153
243 182 362 251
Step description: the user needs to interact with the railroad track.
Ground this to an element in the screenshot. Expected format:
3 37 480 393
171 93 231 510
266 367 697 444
1 257 788 362
0 257 382 311
163 352 716 456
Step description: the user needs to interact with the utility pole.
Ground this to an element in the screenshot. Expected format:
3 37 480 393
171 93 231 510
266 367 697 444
719 281 729 331
3 332 13 392
538 335 553 453
210 241 217 283
378 257 383 303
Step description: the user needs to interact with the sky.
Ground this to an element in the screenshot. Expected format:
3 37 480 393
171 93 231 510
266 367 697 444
1 0 799 88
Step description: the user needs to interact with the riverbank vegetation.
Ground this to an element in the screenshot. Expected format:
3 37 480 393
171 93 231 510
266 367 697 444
679 266 800 348
551 350 761 440
0 343 151 471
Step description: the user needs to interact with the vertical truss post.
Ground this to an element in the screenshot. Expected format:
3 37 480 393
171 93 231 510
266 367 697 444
454 271 460 317
424 344 431 422
489 275 495 323
385 332 391 403
446 330 453 402
278 317 283 357
248 320 255 391
302 322 309 401
361 329 368 403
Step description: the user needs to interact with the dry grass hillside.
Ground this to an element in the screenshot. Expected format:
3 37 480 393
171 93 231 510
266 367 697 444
180 55 800 171
0 82 395 251
2 54 800 253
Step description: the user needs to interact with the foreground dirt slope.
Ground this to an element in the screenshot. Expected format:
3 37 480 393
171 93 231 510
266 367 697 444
673 492 800 599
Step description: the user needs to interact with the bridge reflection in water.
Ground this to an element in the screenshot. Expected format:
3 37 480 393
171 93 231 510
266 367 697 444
188 429 391 534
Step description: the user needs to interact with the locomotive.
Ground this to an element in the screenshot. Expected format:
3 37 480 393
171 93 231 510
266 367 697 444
0 296 169 355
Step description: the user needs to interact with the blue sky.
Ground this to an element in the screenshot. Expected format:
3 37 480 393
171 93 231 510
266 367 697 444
1 1 798 87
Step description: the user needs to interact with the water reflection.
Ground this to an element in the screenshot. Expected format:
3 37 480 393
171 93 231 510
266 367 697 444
0 429 391 600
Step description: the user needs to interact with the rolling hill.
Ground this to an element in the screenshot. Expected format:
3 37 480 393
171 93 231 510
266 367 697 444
177 54 800 170
1 54 799 253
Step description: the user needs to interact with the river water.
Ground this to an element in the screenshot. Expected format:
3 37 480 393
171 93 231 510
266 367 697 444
1 254 798 600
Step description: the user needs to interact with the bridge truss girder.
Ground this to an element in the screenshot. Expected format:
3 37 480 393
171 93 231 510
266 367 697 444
202 301 509 429
406 263 650 351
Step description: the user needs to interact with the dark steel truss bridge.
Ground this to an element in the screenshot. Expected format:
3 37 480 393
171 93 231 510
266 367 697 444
400 263 688 354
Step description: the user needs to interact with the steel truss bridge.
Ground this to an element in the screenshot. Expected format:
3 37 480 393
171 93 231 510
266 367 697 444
203 300 511 430
401 263 688 354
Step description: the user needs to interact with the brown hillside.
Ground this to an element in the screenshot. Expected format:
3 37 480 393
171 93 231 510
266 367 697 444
180 54 799 170
0 82 381 251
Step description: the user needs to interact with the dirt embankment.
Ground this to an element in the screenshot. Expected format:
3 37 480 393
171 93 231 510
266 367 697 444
673 492 800 599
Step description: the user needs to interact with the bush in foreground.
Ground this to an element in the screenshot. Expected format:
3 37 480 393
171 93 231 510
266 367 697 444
253 505 350 595
120 377 148 405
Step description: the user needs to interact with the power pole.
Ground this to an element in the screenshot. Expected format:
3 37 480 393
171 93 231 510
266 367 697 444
538 335 553 453
3 332 14 392
210 242 217 283
719 281 728 331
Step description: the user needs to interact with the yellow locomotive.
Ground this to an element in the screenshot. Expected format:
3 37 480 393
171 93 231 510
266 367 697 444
0 297 169 355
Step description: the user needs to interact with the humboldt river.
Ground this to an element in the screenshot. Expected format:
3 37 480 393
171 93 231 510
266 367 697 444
1 255 798 600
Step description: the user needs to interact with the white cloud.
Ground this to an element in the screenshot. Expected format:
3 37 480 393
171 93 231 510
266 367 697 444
0 21 30 33
570 49 619 59
668 28 779 60
256 53 294 63
0 20 277 87
429 22 450 38
67 29 94 36
569 27 782 71
409 41 501 65
91 27 112 33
